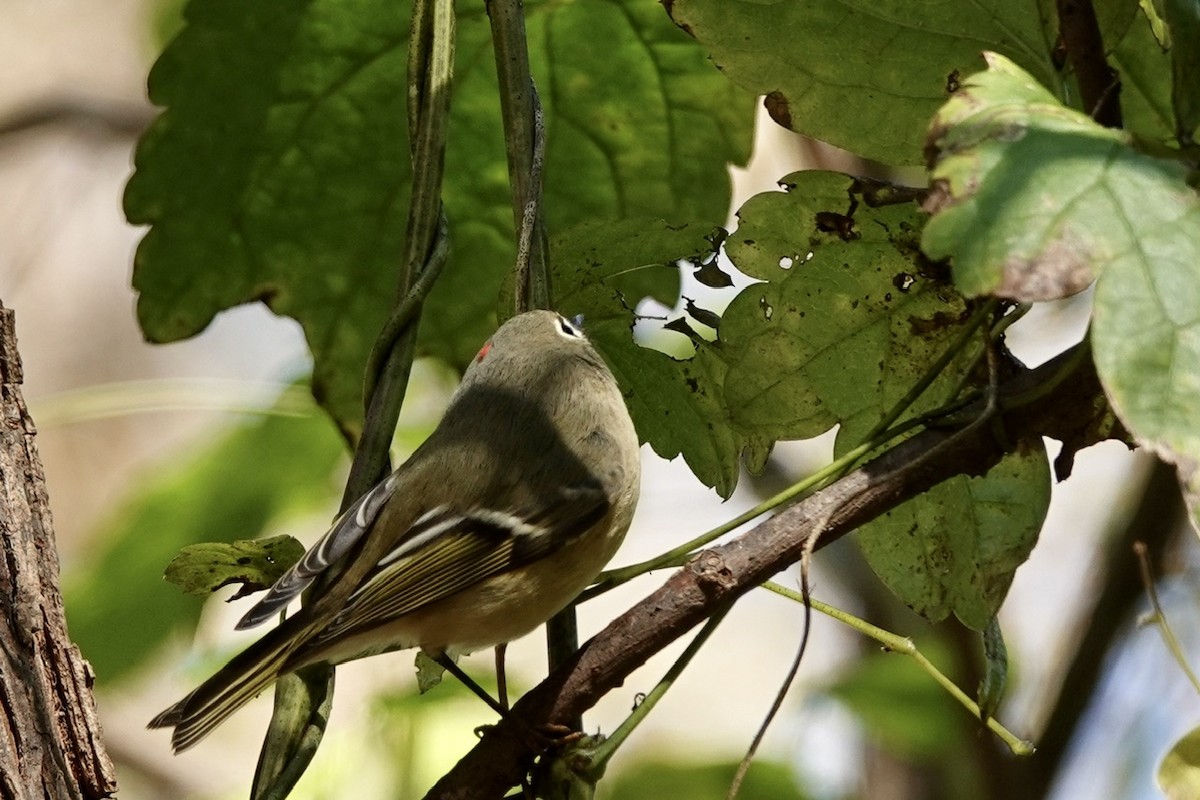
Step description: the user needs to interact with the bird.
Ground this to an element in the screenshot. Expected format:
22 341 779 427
150 310 641 753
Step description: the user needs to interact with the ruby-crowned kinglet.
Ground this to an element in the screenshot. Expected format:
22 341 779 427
151 310 641 752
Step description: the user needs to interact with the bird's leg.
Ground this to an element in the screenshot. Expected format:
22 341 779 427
433 652 510 719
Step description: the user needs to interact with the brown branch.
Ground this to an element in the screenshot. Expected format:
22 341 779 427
1056 0 1122 128
0 301 117 798
425 342 1108 799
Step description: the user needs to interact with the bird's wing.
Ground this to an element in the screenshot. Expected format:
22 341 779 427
312 483 609 644
236 474 401 630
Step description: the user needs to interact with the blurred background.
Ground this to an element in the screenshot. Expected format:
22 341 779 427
1 1 1195 798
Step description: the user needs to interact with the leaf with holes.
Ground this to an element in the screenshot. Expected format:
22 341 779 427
164 535 306 599
719 170 1050 626
720 171 967 443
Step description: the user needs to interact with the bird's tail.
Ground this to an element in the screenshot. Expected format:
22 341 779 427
149 620 306 753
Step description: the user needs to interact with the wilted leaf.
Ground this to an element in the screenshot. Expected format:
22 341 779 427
164 535 304 599
693 257 733 288
922 53 1200 531
683 296 721 330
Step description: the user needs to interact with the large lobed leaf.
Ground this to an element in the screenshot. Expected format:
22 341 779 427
662 0 1060 165
923 53 1200 528
125 0 753 438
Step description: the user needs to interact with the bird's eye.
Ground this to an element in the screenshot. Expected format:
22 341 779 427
556 315 583 339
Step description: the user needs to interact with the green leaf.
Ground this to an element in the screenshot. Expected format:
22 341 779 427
922 51 1193 301
414 651 446 694
63 405 345 684
604 333 751 498
1112 4 1178 148
125 0 754 438
719 171 1050 626
846 432 1050 629
427 0 755 367
663 0 1058 165
1159 725 1200 800
922 53 1200 529
923 54 1130 301
163 535 305 598
547 218 705 324
124 0 410 439
1138 0 1171 47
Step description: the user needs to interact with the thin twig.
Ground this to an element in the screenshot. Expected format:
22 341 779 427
1134 540 1200 694
727 512 831 799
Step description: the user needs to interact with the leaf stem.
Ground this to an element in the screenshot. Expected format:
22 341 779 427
862 297 998 445
582 415 927 599
588 605 732 770
761 581 1035 756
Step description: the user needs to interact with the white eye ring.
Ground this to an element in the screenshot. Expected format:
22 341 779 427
555 314 584 339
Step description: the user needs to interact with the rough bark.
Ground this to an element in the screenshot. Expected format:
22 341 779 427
0 301 117 799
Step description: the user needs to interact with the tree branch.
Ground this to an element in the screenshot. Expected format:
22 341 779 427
1056 0 1122 127
425 341 1109 798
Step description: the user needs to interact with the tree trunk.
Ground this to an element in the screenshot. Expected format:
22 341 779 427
0 301 116 798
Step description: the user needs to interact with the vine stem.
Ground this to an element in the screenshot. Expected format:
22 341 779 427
249 0 457 796
762 582 1035 756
